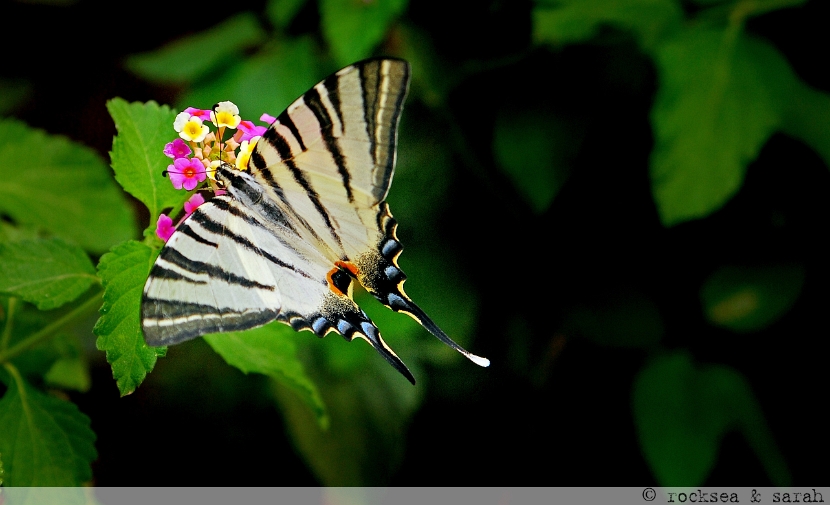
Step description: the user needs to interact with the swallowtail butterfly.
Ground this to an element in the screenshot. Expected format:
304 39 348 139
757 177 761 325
141 58 489 384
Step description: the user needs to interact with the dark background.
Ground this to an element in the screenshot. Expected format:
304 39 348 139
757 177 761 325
2 0 827 486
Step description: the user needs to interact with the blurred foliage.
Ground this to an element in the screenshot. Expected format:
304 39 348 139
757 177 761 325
0 0 827 490
700 263 805 332
632 352 789 486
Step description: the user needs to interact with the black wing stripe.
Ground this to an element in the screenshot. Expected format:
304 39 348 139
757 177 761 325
279 113 307 152
143 298 225 318
149 265 208 285
262 126 296 164
262 119 344 251
143 298 278 345
159 247 274 290
247 158 325 245
178 223 219 248
359 59 408 199
360 61 380 169
385 62 409 174
211 194 297 238
190 211 315 280
304 86 355 204
215 168 289 225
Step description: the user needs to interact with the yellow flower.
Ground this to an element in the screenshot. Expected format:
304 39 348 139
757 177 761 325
235 137 259 171
211 101 241 129
174 112 210 143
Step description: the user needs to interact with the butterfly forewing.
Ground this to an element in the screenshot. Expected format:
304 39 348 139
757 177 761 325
248 59 410 261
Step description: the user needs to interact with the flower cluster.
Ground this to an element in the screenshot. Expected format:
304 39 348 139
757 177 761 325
156 101 275 241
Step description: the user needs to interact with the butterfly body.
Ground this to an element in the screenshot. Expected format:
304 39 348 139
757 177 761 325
141 58 488 384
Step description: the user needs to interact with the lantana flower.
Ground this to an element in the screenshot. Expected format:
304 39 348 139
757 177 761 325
155 101 272 240
168 157 207 190
235 137 259 171
163 138 192 159
174 112 210 142
237 120 267 142
156 214 175 242
184 107 211 121
211 101 241 129
184 193 205 216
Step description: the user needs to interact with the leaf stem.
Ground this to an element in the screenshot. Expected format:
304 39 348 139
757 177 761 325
142 188 199 247
1 297 17 352
697 0 806 27
3 361 25 399
0 290 103 364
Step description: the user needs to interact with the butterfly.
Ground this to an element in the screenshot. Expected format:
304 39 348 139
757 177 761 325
141 58 489 384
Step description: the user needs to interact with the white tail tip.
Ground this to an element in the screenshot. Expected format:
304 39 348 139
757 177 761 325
468 354 491 368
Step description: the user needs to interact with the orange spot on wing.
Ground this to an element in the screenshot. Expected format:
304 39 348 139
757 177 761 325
326 267 344 296
335 260 360 277
327 261 360 296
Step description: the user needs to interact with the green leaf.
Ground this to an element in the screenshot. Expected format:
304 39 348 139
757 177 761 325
181 37 320 122
0 366 97 486
0 295 100 381
493 106 582 213
93 240 165 396
532 0 682 52
125 12 267 84
632 352 790 486
0 221 43 243
0 118 136 254
320 0 409 67
44 357 91 393
266 0 308 28
700 263 804 333
649 29 795 226
780 81 830 169
204 323 327 427
0 239 97 310
273 338 423 486
107 98 186 223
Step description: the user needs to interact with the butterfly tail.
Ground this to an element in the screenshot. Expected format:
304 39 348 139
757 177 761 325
387 292 490 369
356 322 417 385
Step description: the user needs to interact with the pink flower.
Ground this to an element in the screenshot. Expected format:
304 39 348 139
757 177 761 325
184 193 205 217
163 138 192 159
156 214 175 242
237 120 267 142
168 157 207 191
260 113 277 124
184 107 212 121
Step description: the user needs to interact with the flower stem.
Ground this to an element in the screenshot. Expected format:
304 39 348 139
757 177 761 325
0 290 103 364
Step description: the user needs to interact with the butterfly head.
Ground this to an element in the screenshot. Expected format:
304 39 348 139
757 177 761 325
212 161 236 190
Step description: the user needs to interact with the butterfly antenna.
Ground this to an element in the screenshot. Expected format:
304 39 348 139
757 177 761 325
212 102 225 162
390 295 490 368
